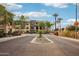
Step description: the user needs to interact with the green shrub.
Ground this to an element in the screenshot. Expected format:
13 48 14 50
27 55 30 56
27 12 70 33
38 30 43 38
0 30 6 37
12 31 21 36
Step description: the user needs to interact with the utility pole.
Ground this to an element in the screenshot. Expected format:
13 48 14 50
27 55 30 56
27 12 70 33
75 3 78 39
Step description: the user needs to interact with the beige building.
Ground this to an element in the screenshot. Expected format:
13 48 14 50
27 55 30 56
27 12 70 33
0 16 13 33
13 21 30 33
25 21 30 32
21 21 30 33
30 20 47 33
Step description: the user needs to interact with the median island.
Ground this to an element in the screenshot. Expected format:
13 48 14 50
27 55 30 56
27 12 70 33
31 30 53 44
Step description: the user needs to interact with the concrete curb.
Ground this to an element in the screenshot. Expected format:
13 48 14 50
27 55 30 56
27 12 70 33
0 34 27 43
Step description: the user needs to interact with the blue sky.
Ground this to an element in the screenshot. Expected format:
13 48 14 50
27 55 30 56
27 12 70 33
1 3 78 28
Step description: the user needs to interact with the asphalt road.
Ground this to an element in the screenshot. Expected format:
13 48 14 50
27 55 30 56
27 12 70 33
46 34 79 56
0 34 79 56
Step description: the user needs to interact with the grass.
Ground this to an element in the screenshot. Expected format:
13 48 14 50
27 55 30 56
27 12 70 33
58 30 79 39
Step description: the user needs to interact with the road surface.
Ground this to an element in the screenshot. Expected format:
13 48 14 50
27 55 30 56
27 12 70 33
0 34 79 56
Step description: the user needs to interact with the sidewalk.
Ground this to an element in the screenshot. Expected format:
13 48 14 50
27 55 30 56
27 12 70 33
53 34 79 42
0 34 27 43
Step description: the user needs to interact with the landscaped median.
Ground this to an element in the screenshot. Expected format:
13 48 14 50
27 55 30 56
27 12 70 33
31 35 53 44
0 34 27 43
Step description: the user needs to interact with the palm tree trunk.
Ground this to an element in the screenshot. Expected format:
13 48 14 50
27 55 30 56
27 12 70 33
4 11 8 36
55 17 56 31
60 21 61 31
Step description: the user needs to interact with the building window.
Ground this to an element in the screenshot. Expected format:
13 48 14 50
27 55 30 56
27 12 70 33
31 27 34 29
16 27 19 29
36 26 38 29
26 23 29 25
26 27 29 29
36 22 38 24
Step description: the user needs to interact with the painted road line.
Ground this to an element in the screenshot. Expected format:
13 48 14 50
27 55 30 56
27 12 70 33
31 35 53 44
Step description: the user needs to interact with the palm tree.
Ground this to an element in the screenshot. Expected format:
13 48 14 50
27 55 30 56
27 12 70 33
45 21 54 33
38 22 46 38
38 21 46 30
4 11 9 35
0 5 5 14
57 18 63 31
0 5 14 36
7 11 14 26
4 11 14 36
53 13 58 31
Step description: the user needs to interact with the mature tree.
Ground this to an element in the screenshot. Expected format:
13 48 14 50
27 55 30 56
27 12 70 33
14 20 21 25
7 11 14 25
0 5 5 25
19 15 26 33
45 21 54 33
53 13 58 31
38 21 46 30
20 15 26 28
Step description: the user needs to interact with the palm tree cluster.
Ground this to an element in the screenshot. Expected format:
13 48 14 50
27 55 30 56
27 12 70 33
53 13 63 31
38 21 54 32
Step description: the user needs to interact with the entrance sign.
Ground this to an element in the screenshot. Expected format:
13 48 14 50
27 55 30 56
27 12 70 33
74 21 79 27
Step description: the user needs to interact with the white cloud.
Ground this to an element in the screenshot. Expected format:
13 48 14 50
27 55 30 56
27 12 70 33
67 19 75 22
13 11 51 17
13 12 23 16
43 3 68 8
26 11 51 17
64 18 79 25
13 11 52 21
0 3 22 11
